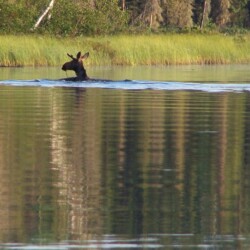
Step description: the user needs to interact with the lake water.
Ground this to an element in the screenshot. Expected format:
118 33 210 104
0 65 250 249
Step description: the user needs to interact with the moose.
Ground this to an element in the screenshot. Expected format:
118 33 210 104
61 51 90 81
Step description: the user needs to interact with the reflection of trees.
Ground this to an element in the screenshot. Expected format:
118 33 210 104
100 90 250 239
217 94 244 235
0 87 54 242
242 97 250 235
51 89 103 240
1 87 250 243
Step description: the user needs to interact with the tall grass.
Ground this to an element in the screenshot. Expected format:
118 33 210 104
109 34 250 65
0 34 250 66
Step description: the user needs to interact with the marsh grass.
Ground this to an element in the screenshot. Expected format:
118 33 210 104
0 34 250 66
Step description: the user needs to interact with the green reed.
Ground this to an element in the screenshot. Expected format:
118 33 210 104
0 34 250 66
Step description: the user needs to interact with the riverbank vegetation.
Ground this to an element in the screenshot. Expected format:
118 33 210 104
0 0 250 36
0 34 250 67
1 1 250 66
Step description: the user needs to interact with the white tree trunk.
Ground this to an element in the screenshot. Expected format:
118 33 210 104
33 0 55 30
122 0 126 11
200 0 207 29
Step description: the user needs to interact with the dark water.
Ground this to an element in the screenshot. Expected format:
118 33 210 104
0 65 250 249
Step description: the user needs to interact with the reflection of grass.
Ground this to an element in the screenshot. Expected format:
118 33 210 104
0 34 250 66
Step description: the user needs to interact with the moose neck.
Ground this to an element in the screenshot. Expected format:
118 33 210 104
75 65 88 80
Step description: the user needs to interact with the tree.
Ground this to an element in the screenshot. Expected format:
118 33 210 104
163 0 194 28
193 0 211 28
119 0 126 10
1 0 250 34
230 0 249 27
125 0 144 25
211 0 230 27
139 0 163 29
33 0 55 30
0 0 38 33
200 0 211 28
45 0 128 35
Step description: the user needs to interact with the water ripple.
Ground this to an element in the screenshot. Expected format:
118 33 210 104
1 79 250 92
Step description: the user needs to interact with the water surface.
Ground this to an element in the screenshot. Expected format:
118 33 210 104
1 64 250 82
0 65 250 249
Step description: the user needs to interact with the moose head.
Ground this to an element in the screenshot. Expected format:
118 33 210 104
62 51 89 81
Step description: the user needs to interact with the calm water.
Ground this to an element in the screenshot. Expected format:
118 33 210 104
0 65 250 249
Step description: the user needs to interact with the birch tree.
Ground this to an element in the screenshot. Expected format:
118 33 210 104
200 0 211 28
33 0 55 30
193 0 210 28
120 0 126 10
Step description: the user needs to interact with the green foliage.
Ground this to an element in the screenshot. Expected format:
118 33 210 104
0 0 37 33
37 0 128 36
93 0 129 34
163 0 194 28
0 0 250 36
230 0 250 27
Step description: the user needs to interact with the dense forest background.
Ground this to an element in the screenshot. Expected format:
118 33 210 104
0 0 250 35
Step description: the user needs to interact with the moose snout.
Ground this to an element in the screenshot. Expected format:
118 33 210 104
62 63 67 71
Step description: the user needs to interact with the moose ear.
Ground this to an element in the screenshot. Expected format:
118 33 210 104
82 52 89 59
76 52 81 59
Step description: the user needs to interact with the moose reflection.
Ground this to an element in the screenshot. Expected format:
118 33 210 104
62 51 90 81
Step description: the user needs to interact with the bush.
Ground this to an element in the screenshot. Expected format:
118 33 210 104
40 0 128 36
0 1 37 34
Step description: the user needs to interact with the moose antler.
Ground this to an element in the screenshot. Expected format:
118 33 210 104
67 53 75 59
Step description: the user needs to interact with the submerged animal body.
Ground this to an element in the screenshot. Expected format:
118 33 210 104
61 51 89 81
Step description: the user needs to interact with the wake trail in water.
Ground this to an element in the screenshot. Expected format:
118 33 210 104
1 79 250 92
